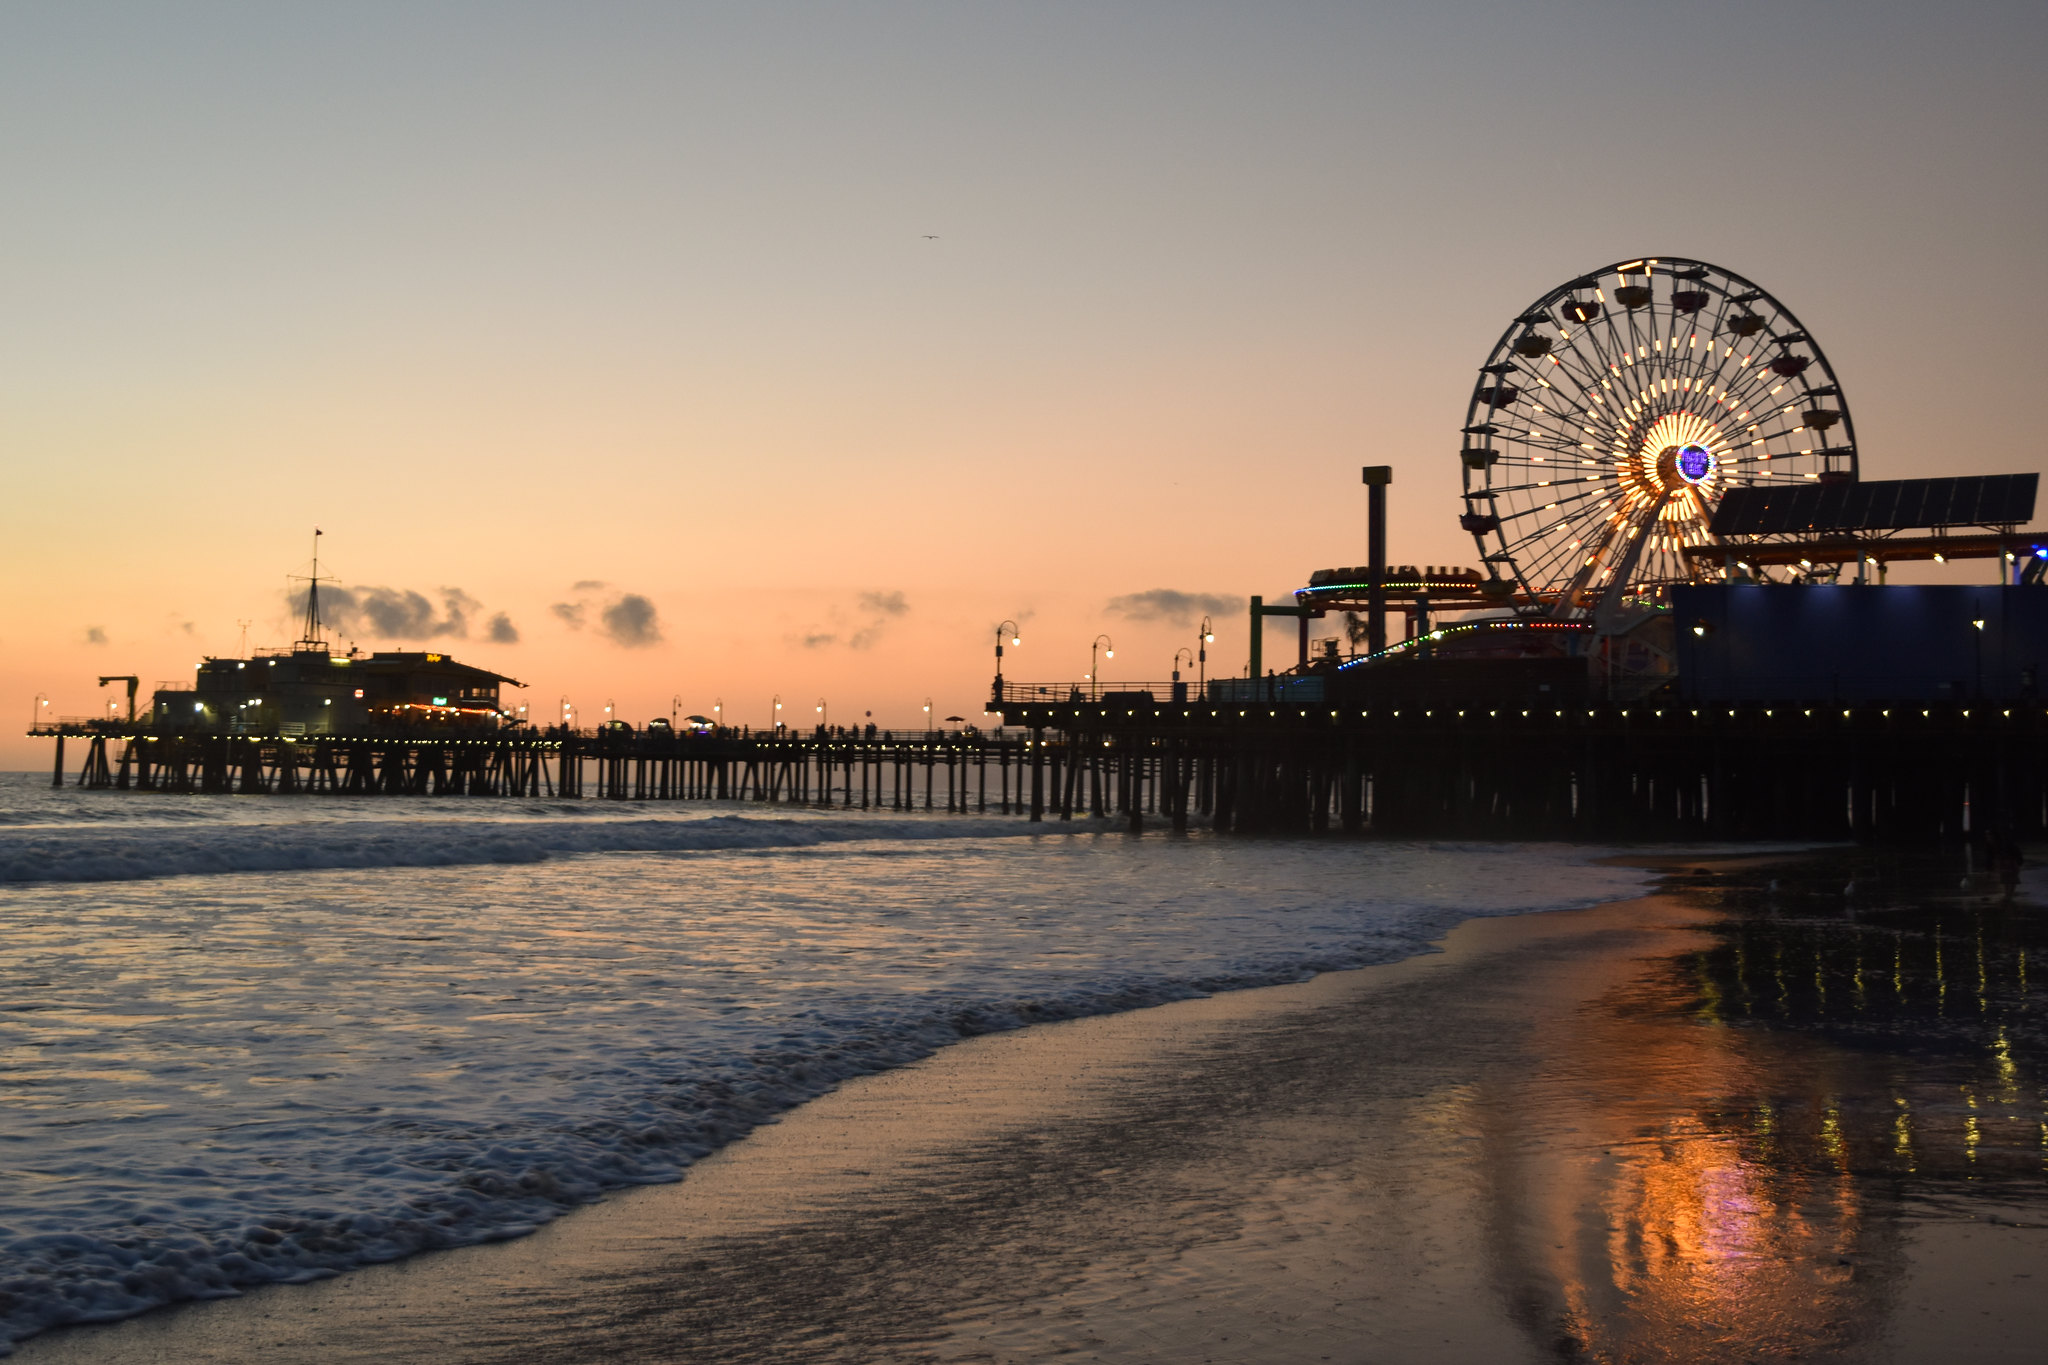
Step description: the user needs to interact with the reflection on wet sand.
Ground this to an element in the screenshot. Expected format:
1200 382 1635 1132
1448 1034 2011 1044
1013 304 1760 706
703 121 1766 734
1481 861 2046 1362
19 857 2048 1364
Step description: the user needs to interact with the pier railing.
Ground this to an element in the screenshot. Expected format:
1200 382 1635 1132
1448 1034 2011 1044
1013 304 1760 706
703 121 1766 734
992 677 1337 708
992 680 1206 706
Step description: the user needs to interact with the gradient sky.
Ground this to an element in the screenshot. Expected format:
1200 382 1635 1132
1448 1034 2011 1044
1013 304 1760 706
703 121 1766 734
4 1 2044 764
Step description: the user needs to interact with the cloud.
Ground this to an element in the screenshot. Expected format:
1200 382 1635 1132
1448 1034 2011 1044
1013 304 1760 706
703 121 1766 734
287 584 492 642
84 626 107 645
486 612 520 644
1105 589 1246 627
599 593 662 647
858 589 908 617
551 583 663 647
797 589 911 652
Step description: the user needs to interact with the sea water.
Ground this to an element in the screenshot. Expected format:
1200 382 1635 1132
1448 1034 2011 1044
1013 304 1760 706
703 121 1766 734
0 772 1651 1351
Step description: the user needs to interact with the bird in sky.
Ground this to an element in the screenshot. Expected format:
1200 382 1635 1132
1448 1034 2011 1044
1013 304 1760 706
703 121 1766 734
922 234 939 239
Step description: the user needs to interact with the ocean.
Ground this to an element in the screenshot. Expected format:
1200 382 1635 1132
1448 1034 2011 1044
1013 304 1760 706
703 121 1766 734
0 773 1651 1351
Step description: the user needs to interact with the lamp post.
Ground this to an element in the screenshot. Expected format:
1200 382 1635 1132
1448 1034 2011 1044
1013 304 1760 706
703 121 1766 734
1173 648 1194 702
994 619 1021 697
772 693 783 734
1091 635 1114 700
713 698 723 734
816 697 828 733
604 699 615 729
1197 617 1214 694
32 694 47 730
671 694 681 724
560 696 573 732
922 697 933 735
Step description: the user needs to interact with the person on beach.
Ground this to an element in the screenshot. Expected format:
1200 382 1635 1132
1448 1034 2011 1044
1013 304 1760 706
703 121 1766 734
1991 833 2024 901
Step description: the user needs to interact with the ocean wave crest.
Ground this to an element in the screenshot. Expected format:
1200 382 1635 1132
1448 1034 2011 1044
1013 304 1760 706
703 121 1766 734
0 813 1044 885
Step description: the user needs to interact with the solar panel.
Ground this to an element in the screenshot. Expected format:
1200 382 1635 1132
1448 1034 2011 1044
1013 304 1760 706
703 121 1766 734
1708 474 2038 536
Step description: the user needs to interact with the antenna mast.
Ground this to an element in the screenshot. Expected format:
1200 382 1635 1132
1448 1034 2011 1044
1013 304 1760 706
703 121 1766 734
295 528 328 652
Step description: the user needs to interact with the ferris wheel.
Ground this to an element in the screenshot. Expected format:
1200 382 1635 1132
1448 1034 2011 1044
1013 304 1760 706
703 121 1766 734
1458 258 1858 618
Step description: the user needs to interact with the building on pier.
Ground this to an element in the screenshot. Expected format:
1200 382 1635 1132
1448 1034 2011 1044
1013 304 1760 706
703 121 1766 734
150 648 523 736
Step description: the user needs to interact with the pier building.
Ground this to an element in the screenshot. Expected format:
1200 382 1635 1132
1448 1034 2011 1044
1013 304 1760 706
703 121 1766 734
150 649 521 736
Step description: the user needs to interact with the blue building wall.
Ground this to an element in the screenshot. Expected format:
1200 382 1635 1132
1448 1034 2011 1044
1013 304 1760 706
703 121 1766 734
1671 585 2048 702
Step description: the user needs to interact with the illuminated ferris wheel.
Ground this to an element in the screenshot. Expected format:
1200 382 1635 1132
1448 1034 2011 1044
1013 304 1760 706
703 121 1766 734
1457 258 1858 616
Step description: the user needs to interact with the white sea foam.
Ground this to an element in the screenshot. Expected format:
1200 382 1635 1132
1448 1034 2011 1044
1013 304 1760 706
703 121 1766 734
0 812 1043 885
0 775 1656 1353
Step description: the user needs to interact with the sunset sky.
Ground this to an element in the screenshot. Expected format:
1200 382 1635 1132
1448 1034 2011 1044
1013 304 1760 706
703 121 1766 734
4 1 2043 765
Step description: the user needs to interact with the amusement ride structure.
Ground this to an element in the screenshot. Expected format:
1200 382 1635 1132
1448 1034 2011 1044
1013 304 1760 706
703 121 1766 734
1290 257 2037 680
1459 256 1854 622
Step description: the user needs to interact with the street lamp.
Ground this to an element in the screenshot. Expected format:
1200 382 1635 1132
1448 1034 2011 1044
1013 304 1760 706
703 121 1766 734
994 619 1021 696
816 697 828 732
32 694 47 730
772 694 783 733
1198 616 1214 693
923 697 933 734
713 697 723 733
560 696 573 731
1091 635 1114 700
604 699 615 729
671 694 681 724
1173 648 1194 700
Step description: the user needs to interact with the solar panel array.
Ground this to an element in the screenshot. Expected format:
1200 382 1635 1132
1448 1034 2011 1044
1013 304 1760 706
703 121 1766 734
1708 474 2038 536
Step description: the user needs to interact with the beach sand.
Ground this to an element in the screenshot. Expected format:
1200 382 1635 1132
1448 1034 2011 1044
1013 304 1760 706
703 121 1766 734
22 856 2048 1363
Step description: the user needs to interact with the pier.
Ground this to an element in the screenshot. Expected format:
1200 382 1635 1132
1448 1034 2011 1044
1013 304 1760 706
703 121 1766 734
31 723 1037 816
33 688 2048 844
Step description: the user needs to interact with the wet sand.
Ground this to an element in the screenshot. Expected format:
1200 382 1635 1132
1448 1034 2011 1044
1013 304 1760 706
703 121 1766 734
23 855 2048 1363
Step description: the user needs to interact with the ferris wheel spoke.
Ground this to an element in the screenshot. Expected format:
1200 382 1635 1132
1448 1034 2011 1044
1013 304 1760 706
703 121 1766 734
1494 485 1606 525
1485 474 1606 496
1507 412 1598 453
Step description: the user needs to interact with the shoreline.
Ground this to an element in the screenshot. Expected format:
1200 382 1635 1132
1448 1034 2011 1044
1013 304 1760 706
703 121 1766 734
22 850 2048 1362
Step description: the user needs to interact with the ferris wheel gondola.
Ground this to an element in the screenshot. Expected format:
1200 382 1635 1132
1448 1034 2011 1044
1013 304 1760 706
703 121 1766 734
1458 258 1857 621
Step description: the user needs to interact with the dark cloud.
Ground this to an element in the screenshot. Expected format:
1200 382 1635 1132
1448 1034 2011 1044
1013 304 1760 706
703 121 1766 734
551 584 662 646
84 626 107 645
486 612 520 644
290 584 482 641
1105 589 1246 627
801 631 839 649
599 594 662 647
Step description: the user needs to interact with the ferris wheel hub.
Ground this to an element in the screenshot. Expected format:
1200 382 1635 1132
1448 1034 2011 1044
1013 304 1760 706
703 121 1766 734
1651 442 1717 490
